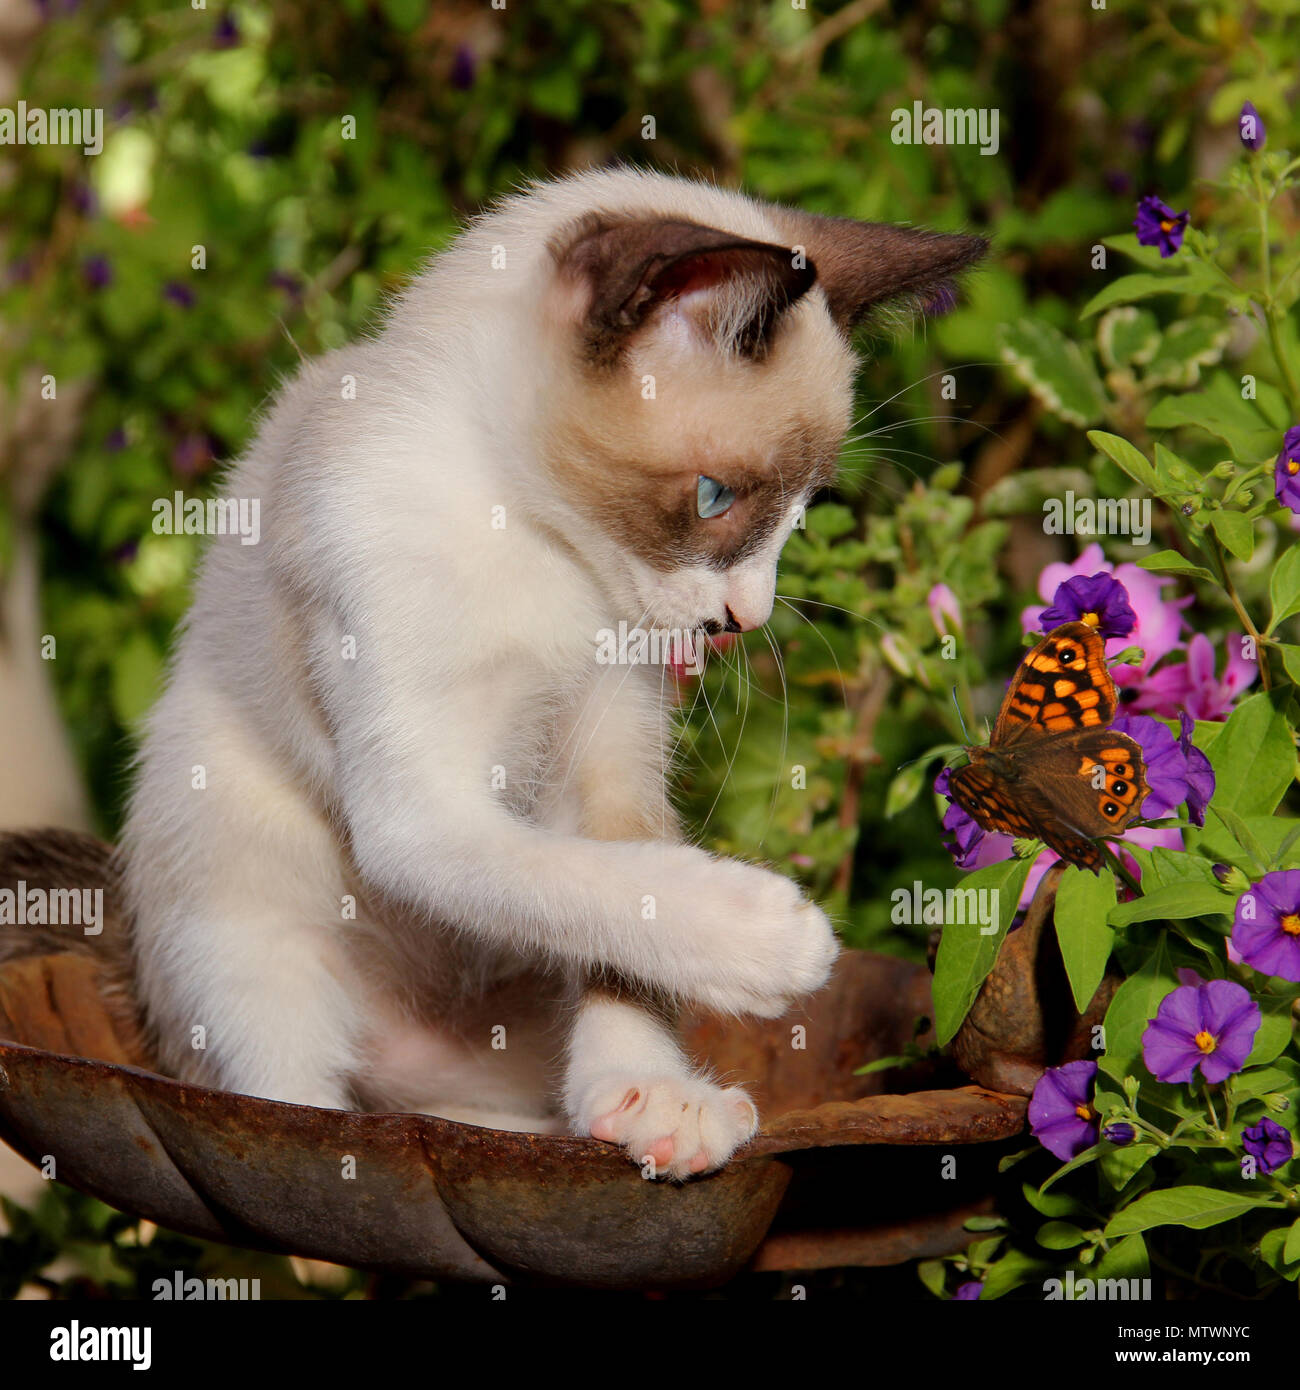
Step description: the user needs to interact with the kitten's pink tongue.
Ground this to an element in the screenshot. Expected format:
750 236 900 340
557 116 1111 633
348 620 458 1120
668 632 735 685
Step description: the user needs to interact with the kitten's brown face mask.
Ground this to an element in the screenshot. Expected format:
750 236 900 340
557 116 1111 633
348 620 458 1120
538 203 986 633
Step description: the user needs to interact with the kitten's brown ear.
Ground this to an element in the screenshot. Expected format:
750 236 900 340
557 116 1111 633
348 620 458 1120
774 212 988 333
553 215 816 364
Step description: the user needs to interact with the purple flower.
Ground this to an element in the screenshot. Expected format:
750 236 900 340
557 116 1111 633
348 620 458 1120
105 426 127 452
1135 196 1190 258
922 281 958 318
935 768 988 870
1030 1061 1100 1161
1242 1118 1293 1175
163 281 195 309
268 269 302 300
952 1281 983 1300
1232 870 1300 983
1102 1122 1135 1146
1104 170 1133 196
1023 546 1192 714
1109 714 1178 818
1276 427 1300 514
1141 979 1260 1084
1037 572 1137 640
171 432 214 478
450 44 477 91
1176 711 1214 827
213 10 239 47
1240 102 1266 153
82 254 112 289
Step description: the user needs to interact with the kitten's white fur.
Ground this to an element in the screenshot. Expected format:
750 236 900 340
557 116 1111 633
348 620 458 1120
122 169 875 1179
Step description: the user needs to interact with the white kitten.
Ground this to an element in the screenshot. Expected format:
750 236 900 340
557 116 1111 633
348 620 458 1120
113 168 983 1179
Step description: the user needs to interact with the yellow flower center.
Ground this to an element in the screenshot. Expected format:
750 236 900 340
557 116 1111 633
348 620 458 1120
1281 912 1300 936
1080 611 1101 628
1160 219 1176 233
1194 1030 1217 1054
1075 1104 1093 1122
1288 459 1300 476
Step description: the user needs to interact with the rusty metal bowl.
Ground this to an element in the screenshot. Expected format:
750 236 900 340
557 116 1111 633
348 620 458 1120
0 947 1025 1289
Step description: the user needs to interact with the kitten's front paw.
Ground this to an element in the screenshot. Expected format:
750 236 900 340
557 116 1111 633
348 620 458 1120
576 1075 759 1181
681 859 840 1018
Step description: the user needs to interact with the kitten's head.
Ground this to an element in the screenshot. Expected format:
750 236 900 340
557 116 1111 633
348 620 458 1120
534 187 986 636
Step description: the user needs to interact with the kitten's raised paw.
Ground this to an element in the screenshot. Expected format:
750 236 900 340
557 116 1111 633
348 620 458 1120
578 1076 759 1181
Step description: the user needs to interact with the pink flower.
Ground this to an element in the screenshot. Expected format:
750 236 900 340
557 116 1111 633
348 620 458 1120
1023 543 1190 666
1023 544 1199 718
927 583 963 639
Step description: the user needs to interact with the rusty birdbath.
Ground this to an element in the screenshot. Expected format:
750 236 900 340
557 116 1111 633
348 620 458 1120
0 836 1036 1290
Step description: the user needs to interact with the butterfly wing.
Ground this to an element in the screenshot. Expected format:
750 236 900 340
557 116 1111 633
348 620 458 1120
949 728 1149 873
991 622 1118 748
949 757 1108 870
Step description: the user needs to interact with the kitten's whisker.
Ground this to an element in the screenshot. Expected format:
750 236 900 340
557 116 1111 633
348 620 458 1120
774 596 850 712
845 362 1000 430
775 593 885 633
756 622 790 850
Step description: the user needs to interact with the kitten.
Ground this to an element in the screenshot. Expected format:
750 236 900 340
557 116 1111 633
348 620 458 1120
95 169 982 1180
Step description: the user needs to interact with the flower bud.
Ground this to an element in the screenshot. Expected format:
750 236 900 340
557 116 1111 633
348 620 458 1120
1102 1122 1135 1146
1212 863 1251 893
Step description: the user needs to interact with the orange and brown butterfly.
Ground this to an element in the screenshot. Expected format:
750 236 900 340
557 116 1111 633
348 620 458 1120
945 621 1150 872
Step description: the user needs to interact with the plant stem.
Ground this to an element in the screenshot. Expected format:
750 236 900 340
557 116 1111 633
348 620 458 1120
1102 843 1144 897
1209 535 1271 692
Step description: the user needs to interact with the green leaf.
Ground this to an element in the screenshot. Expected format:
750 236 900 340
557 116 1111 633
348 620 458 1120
1054 865 1116 1013
1268 544 1300 633
1210 805 1271 873
1286 1220 1300 1265
917 1259 948 1299
1259 1223 1300 1278
1081 272 1208 319
1094 1233 1150 1283
1100 1143 1158 1192
1022 1181 1088 1219
1135 548 1216 583
1104 1185 1277 1237
1206 690 1296 817
1209 508 1255 562
931 855 1034 1047
1097 306 1160 370
109 630 163 728
1146 374 1281 462
1278 644 1300 687
978 1248 1054 1301
885 759 931 818
1037 1221 1089 1250
1099 934 1175 1082
1108 882 1232 926
1246 995 1295 1068
999 320 1108 426
1142 316 1232 389
1087 430 1159 493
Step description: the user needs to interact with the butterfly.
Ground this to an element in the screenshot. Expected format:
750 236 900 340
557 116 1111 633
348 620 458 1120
946 621 1150 872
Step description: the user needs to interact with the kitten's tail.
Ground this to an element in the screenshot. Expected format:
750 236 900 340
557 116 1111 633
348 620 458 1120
0 828 142 1049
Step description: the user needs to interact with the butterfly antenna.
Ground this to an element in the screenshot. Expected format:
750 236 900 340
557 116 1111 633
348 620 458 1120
951 685 972 743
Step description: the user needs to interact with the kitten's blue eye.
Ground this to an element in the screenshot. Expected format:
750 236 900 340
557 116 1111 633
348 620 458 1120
696 475 735 519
